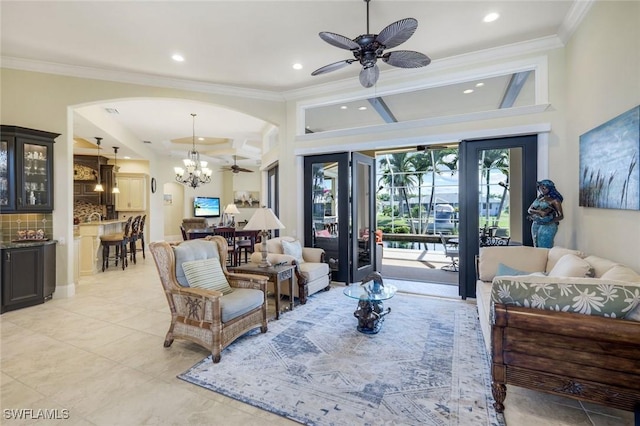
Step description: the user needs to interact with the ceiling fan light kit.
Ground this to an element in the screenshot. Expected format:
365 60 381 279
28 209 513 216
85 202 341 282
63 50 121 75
312 0 431 88
174 113 213 188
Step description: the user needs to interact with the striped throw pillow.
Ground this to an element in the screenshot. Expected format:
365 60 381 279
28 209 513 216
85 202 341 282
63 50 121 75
181 258 233 295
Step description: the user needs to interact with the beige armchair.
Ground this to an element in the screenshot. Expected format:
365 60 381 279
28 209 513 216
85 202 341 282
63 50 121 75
250 236 331 304
150 236 268 363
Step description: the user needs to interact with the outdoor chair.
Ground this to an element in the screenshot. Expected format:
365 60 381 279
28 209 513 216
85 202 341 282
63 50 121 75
440 233 459 272
149 236 268 363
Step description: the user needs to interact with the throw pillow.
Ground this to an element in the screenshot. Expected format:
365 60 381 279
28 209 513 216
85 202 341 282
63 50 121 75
547 254 591 278
181 258 234 295
496 263 533 276
282 239 305 264
600 265 640 283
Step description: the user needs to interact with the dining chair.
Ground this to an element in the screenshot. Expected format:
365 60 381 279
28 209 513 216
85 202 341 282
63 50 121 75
214 226 239 267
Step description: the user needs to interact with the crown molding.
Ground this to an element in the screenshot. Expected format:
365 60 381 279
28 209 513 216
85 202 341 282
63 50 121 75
557 0 594 44
0 56 284 102
283 35 565 101
3 33 565 105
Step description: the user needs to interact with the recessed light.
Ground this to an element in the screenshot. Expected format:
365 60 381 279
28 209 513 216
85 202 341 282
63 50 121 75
476 82 485 87
340 105 348 110
463 89 474 94
292 63 303 70
198 137 204 141
358 106 367 111
483 12 500 23
172 54 185 62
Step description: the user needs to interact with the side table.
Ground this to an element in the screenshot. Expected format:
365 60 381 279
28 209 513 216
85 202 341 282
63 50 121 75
231 263 295 320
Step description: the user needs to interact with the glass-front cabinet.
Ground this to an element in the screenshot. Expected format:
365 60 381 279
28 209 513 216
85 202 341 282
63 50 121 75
0 138 15 210
0 126 58 212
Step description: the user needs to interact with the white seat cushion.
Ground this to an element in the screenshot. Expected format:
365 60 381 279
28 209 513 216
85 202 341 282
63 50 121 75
299 261 329 282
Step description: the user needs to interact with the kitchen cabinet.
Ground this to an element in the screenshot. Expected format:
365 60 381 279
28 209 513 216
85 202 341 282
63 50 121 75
73 155 114 207
115 173 147 211
1 126 58 212
1 242 56 314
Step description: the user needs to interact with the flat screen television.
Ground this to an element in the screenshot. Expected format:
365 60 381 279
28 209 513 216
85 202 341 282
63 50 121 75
193 196 221 218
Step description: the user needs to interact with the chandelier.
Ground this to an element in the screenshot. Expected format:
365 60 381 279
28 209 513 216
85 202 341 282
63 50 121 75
174 113 212 188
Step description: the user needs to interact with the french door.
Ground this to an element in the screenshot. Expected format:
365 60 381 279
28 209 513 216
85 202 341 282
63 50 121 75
458 135 538 299
303 152 376 283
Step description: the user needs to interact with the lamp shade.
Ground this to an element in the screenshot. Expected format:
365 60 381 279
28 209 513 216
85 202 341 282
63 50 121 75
244 207 285 231
224 203 240 215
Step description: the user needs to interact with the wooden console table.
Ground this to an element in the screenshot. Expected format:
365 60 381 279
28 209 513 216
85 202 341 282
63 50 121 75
231 263 295 320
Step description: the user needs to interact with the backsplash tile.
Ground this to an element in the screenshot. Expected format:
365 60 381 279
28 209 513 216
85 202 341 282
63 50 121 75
0 213 54 242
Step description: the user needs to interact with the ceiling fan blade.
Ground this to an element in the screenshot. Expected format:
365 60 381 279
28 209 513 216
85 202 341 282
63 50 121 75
236 167 254 173
311 60 354 76
319 32 359 50
382 50 431 68
359 64 380 88
376 18 418 49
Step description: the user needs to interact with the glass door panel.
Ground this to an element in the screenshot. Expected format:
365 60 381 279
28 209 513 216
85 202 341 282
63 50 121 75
20 142 52 210
477 148 522 247
352 152 376 282
0 139 13 210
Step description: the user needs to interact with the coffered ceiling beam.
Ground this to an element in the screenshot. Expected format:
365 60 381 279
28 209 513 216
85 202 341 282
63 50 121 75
368 97 397 123
499 71 532 109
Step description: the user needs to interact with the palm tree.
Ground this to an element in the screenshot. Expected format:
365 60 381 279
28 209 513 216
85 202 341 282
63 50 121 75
378 153 417 233
409 152 433 234
479 149 509 226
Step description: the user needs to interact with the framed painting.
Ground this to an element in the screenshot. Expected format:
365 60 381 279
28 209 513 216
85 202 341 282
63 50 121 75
579 105 639 210
234 190 260 208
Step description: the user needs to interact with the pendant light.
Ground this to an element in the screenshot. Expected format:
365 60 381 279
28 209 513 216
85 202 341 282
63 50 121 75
93 137 104 192
112 146 120 194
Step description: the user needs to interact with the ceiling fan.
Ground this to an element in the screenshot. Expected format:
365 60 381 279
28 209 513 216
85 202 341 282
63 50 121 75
311 0 431 88
222 155 254 174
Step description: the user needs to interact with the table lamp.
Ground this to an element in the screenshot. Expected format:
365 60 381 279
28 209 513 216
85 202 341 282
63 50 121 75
243 206 285 267
224 203 240 227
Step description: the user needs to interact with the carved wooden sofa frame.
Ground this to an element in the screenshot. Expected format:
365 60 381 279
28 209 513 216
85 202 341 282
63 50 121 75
491 303 640 421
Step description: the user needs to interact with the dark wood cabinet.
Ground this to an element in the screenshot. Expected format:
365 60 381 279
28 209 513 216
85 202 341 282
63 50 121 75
73 155 115 207
0 126 58 212
1 243 56 314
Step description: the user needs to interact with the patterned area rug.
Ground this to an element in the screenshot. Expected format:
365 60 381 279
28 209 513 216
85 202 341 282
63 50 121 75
179 288 504 426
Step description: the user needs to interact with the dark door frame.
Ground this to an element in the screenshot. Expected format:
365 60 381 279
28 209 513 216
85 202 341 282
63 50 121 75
458 135 538 299
303 153 350 283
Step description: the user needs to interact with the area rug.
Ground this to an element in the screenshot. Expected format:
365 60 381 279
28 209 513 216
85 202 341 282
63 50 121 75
178 288 504 426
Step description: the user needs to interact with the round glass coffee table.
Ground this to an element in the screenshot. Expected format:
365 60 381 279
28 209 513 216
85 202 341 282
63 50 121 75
343 283 397 334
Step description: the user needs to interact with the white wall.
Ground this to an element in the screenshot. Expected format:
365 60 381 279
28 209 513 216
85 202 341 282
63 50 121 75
0 70 285 296
564 0 640 270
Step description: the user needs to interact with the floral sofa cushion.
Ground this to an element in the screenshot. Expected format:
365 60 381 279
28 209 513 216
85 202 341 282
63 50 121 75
491 275 640 319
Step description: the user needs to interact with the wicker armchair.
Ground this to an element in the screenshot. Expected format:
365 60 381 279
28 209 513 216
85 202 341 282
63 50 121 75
150 236 268 363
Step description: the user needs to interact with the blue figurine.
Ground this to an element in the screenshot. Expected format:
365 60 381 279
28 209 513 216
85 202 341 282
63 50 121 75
527 179 564 248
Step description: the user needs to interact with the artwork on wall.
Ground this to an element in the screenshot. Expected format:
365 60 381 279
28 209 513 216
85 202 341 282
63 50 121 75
163 194 172 205
234 191 260 208
579 105 639 210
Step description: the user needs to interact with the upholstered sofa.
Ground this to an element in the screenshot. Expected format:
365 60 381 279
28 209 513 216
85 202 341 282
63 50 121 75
250 236 331 304
476 246 640 419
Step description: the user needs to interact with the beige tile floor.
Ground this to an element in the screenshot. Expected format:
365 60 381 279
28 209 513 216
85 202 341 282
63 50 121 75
1 256 634 425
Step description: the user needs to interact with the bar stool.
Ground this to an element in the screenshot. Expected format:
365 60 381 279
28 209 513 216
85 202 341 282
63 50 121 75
137 215 146 259
129 215 142 265
100 217 132 272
